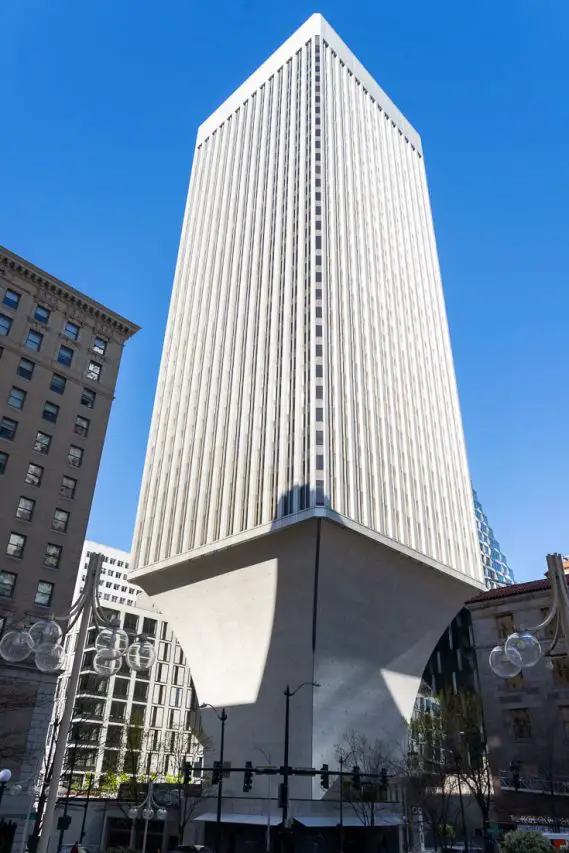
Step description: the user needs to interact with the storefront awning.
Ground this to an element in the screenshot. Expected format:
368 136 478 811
297 815 403 828
194 812 281 826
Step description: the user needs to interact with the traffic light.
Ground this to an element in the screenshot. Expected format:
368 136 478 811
352 765 361 791
183 761 192 785
320 764 330 789
212 760 221 785
510 760 520 791
379 767 389 790
243 761 254 792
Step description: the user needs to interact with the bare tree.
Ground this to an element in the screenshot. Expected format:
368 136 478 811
436 691 492 843
154 724 211 844
335 729 399 835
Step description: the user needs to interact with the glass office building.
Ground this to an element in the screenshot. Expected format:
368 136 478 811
473 488 515 589
422 488 515 694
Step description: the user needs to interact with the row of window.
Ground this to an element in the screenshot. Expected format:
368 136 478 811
14 497 70 532
2 287 108 354
101 580 137 595
0 315 104 380
0 350 98 410
0 419 85 465
0 454 77 499
99 592 131 604
7 353 98 404
85 552 129 569
82 574 136 594
6 385 90 433
0 570 53 606
6 531 63 567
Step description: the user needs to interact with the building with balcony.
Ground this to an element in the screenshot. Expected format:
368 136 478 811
0 247 138 794
54 555 201 790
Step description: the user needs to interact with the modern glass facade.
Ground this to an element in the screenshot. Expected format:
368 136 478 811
473 488 515 588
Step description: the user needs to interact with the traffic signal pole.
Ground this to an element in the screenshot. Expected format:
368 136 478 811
216 710 227 853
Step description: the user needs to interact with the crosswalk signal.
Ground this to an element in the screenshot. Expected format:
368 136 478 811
243 760 254 792
320 764 330 789
352 765 361 791
212 760 221 785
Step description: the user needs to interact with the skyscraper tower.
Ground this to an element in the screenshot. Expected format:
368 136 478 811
131 15 484 822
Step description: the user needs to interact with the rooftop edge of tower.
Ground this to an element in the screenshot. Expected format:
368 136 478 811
196 13 422 152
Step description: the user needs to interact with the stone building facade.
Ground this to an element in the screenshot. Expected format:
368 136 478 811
0 247 138 808
469 570 569 828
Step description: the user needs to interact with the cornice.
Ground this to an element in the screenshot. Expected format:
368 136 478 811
0 246 141 340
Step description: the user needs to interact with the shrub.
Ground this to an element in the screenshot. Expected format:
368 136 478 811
501 830 553 853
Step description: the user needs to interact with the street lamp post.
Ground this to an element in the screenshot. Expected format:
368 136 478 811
56 742 78 853
489 553 569 678
281 683 319 826
0 769 12 808
0 553 157 853
338 756 344 853
128 780 168 853
200 703 228 853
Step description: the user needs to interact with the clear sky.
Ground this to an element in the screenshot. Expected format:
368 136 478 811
2 0 567 583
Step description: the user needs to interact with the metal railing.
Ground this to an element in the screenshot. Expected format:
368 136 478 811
500 769 569 796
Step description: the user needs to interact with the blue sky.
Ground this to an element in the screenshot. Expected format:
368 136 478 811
2 0 568 583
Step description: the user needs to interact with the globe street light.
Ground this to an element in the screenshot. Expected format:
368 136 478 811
0 768 12 807
128 780 167 853
490 553 569 679
0 553 157 853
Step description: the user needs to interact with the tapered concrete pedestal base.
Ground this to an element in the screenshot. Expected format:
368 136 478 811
132 513 484 816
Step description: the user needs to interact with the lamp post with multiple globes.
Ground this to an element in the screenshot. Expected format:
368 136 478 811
489 553 569 679
128 780 168 853
0 553 157 853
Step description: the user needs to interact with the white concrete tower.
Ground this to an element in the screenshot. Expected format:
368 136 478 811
131 14 484 823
